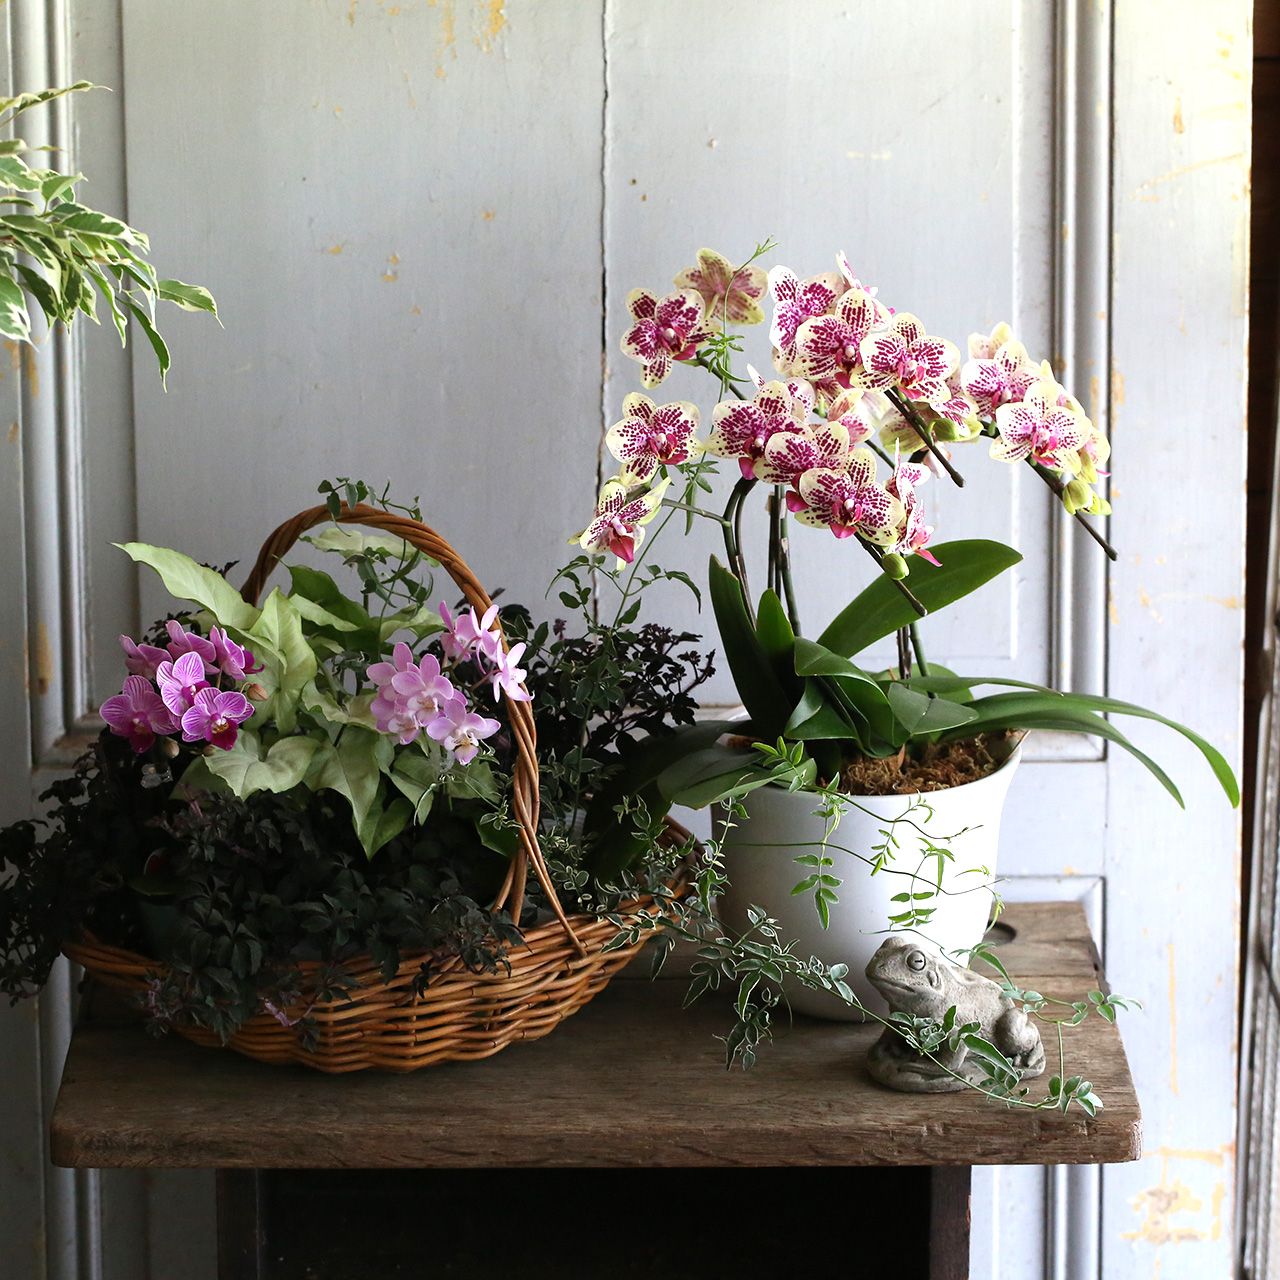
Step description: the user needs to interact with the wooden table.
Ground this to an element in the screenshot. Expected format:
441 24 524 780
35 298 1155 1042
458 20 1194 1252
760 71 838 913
50 902 1140 1280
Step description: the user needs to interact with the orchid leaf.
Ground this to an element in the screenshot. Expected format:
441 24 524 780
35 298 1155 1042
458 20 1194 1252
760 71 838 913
886 681 978 734
754 588 804 704
818 540 1023 658
116 541 261 631
658 743 815 810
942 692 1185 805
709 556 794 739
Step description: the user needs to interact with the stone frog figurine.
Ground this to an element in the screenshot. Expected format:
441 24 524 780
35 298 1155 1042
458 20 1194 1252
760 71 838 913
864 936 1045 1093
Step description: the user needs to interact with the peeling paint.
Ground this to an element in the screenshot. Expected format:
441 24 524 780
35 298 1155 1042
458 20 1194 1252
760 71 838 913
383 254 400 283
1139 587 1162 623
1166 943 1178 1095
1111 367 1124 407
347 0 358 25
1173 97 1185 134
328 244 344 255
33 621 51 696
6 420 15 444
3 338 19 370
476 0 507 53
481 208 496 222
428 0 456 78
1124 1146 1231 1248
1205 595 1240 609
1108 589 1119 625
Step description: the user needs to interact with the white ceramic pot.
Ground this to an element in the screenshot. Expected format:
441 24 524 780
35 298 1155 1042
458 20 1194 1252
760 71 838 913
717 740 1023 1020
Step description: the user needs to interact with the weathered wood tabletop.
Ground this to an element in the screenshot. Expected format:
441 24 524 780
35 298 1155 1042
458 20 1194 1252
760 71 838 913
50 901 1141 1171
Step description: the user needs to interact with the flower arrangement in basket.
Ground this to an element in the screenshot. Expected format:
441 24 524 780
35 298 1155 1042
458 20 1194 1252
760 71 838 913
555 240 1240 1104
0 483 712 1072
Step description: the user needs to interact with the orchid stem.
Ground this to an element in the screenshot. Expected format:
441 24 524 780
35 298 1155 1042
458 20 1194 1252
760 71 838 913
780 507 802 636
857 537 928 617
722 476 758 622
908 623 930 678
660 498 730 526
888 389 965 488
1029 461 1118 561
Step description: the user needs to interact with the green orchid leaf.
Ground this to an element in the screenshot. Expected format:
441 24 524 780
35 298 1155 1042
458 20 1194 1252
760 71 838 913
709 556 794 739
116 541 261 631
818 540 1023 658
784 679 860 741
886 681 978 734
754 588 805 703
944 693 1185 806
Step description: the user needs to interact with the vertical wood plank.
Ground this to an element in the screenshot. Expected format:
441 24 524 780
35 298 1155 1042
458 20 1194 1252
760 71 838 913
931 1166 973 1280
215 1171 265 1280
119 0 607 620
1104 4 1249 1278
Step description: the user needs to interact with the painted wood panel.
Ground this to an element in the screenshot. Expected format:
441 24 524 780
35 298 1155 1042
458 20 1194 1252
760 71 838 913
1102 4 1249 1277
121 0 608 627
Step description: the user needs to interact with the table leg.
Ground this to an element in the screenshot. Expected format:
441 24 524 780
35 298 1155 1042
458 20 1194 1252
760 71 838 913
216 1170 266 1280
930 1165 971 1280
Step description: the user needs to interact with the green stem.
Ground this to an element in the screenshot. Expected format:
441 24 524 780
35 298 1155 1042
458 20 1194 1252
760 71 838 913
779 507 802 636
660 498 730 526
722 477 757 618
887 389 965 488
1028 460 1118 561
692 352 748 399
857 537 928 617
908 623 930 677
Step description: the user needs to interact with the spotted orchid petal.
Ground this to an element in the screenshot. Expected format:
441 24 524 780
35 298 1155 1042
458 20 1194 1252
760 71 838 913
796 456 902 544
706 380 809 479
992 379 1087 470
674 248 767 326
576 477 670 567
968 322 1016 362
606 395 702 483
756 420 852 486
620 288 712 388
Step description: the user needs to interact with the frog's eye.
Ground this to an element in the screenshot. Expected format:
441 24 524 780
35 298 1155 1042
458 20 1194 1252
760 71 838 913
906 951 927 971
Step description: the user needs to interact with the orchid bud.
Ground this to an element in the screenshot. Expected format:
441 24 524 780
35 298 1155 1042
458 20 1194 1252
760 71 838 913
160 737 180 759
245 682 269 702
201 743 217 757
931 419 961 443
880 553 909 580
1063 479 1092 514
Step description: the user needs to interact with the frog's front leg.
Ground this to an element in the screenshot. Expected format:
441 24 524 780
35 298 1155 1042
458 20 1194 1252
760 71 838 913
993 1006 1046 1077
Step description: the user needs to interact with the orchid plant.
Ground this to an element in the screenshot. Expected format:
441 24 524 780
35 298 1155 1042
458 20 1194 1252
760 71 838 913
572 242 1238 825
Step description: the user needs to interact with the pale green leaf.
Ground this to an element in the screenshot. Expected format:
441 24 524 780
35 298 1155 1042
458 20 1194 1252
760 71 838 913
157 278 218 318
202 731 321 798
115 541 260 630
247 590 318 735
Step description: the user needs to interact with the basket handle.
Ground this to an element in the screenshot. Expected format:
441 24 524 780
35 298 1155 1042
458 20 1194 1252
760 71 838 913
239 501 582 952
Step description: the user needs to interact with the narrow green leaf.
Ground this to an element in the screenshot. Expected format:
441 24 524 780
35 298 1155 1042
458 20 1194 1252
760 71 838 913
125 298 169 384
709 555 794 739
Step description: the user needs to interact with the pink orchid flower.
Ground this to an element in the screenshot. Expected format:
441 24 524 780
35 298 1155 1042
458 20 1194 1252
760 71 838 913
855 313 959 406
486 641 533 704
101 675 178 753
991 379 1088 471
439 603 502 666
164 620 218 671
180 687 254 751
620 288 714 389
427 695 502 766
209 627 263 681
156 651 210 717
119 635 169 681
793 450 903 544
390 653 455 721
705 378 811 480
605 394 702 484
576 478 669 568
674 248 767 326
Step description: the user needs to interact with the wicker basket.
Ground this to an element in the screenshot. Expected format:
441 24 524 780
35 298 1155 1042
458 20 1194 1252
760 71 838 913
65 501 686 1073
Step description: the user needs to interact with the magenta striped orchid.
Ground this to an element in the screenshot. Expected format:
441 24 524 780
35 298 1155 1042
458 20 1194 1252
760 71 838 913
793 449 903 544
991 379 1088 470
854 313 959 406
706 378 811 480
576 477 670 568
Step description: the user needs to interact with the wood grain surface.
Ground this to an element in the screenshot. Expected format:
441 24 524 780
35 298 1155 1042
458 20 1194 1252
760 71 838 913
49 903 1140 1171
